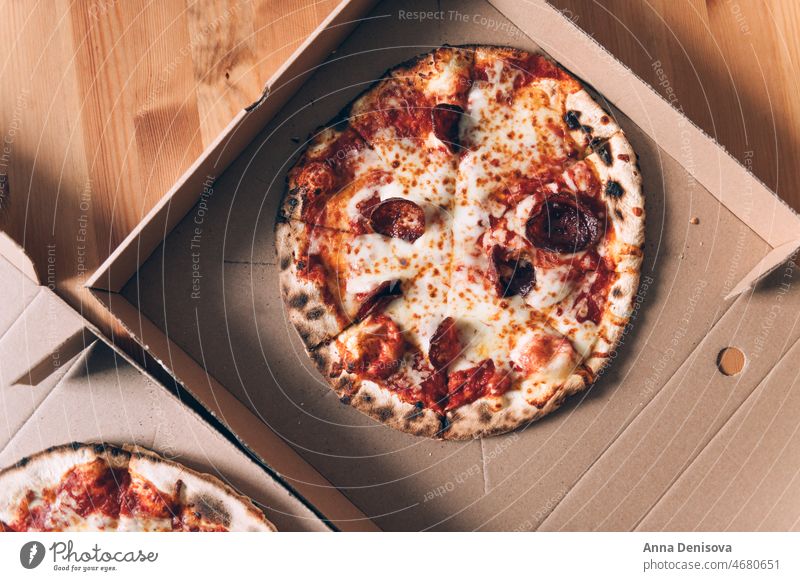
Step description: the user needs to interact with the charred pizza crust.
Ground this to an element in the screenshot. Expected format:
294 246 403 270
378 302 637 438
313 342 444 438
277 45 644 440
277 220 348 349
0 442 275 532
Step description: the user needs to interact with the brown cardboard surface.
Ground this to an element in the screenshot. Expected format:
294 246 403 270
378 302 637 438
0 290 86 386
539 262 800 531
0 231 329 532
95 0 800 530
638 328 800 532
0 238 85 444
0 234 88 389
0 251 41 354
0 341 329 531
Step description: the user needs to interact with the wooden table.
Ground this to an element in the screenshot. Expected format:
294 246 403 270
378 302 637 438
1 0 798 332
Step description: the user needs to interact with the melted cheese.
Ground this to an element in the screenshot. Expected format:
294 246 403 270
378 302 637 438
460 72 581 198
445 54 601 389
311 48 631 410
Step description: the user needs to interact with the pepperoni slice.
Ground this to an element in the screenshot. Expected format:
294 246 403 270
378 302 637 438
429 317 461 370
491 246 536 298
369 198 426 242
431 103 463 152
355 280 402 321
525 194 602 253
445 359 511 411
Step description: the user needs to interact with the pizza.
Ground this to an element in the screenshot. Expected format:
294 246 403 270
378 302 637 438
0 443 275 531
277 46 644 439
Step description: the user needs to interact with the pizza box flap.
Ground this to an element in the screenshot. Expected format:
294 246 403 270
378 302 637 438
723 238 800 300
0 232 91 388
0 238 332 531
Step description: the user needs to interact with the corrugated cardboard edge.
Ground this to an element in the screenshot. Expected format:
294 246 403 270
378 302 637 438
724 239 800 300
0 232 90 386
488 0 800 298
91 289 380 532
0 232 39 284
87 0 377 293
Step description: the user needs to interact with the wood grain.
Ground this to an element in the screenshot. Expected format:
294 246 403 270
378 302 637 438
0 0 798 334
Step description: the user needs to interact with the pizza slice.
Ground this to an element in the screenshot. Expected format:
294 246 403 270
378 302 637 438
310 255 453 438
492 132 643 362
278 221 409 348
348 46 473 210
433 133 639 438
281 120 455 251
280 125 391 229
305 217 454 437
532 134 643 376
439 316 588 440
439 180 587 438
459 46 621 219
277 195 452 349
285 138 445 241
0 443 273 532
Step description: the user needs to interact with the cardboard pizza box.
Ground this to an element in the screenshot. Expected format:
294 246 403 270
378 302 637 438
0 232 329 531
85 0 800 531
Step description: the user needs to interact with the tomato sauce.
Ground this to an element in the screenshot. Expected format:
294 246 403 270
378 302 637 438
56 460 130 519
120 478 176 520
446 359 511 411
573 254 616 325
386 351 448 413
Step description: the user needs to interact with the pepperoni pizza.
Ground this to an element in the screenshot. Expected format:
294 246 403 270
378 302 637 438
0 443 275 531
277 46 644 439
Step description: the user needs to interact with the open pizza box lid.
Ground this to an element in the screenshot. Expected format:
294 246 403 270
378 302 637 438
84 0 800 530
0 232 330 531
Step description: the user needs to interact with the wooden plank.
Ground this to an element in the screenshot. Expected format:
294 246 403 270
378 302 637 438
0 0 337 335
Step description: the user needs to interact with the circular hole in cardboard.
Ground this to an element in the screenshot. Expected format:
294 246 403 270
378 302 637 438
717 347 745 376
